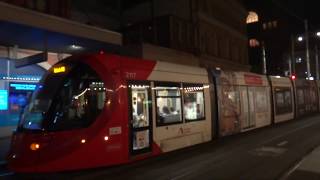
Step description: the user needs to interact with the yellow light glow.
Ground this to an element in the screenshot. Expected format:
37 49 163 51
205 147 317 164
53 66 66 74
30 143 40 151
81 139 86 144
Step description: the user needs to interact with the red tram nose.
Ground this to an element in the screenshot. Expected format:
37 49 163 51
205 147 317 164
7 133 46 172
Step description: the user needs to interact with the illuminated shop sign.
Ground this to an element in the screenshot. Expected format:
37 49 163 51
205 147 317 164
10 83 37 91
0 75 41 81
0 90 8 110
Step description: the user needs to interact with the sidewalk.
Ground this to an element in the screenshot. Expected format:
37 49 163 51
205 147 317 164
286 145 320 179
0 137 11 166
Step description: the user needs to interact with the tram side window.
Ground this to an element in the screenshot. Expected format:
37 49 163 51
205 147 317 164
275 87 292 115
183 84 205 121
47 64 106 131
155 82 182 126
297 89 304 105
310 89 317 105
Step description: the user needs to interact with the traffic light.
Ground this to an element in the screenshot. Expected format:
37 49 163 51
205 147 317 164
291 74 296 80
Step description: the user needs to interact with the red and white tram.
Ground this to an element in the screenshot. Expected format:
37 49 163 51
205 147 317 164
7 53 320 173
8 53 212 172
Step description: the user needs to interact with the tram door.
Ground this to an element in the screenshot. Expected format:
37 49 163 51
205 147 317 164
240 86 256 129
128 82 153 155
248 87 256 128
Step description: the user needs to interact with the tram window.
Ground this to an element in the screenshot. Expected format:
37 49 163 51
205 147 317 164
310 89 316 103
275 87 292 115
155 82 182 126
130 84 150 128
133 130 150 150
183 84 205 121
47 64 106 131
297 89 304 105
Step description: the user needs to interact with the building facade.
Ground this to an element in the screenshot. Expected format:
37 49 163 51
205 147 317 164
123 0 250 71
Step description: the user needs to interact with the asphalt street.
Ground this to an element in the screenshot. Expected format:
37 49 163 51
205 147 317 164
4 115 320 180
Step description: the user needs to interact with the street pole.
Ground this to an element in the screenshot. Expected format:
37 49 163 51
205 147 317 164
315 45 319 80
262 41 267 75
291 35 295 75
305 19 311 78
288 56 292 76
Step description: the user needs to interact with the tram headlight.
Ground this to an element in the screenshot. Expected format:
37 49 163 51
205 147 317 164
30 143 40 151
104 136 109 141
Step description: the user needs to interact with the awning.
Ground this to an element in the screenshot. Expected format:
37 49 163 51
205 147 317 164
0 2 122 55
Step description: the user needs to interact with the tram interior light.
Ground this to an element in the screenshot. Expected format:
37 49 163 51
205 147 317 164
70 44 83 50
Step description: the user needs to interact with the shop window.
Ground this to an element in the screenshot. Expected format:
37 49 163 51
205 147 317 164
183 84 205 121
155 82 182 126
275 87 292 115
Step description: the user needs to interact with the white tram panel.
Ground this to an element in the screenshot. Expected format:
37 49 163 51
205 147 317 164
148 61 212 152
269 76 294 123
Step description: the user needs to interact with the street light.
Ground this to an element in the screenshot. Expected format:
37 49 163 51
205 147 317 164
295 30 320 80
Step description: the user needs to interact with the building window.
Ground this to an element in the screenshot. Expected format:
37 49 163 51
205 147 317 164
262 23 267 30
155 82 182 126
246 11 259 24
183 84 205 121
249 39 260 47
272 21 278 28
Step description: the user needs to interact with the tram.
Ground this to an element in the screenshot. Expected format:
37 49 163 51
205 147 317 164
7 53 319 172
